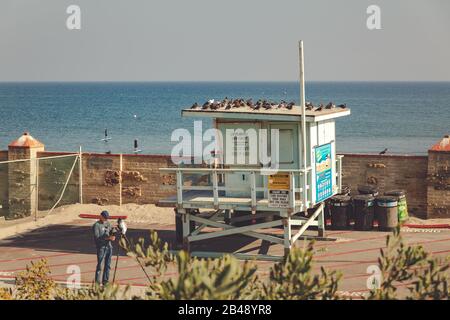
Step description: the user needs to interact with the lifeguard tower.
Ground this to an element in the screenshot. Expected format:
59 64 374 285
160 42 350 260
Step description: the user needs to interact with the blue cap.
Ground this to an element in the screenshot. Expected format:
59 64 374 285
100 210 110 219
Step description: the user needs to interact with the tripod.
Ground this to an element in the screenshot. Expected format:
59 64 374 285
112 233 152 284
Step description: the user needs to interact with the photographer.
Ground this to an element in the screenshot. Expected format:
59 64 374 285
92 210 116 285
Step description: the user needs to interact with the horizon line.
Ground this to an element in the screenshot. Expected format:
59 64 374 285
1 80 450 84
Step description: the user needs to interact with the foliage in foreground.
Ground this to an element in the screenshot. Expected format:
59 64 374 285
1 228 448 300
260 242 341 300
367 228 449 300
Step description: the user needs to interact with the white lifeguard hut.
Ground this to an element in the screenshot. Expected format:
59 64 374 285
160 42 350 260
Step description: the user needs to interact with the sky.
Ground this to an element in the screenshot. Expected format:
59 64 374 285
1 0 449 81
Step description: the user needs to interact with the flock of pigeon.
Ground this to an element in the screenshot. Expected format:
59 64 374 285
190 98 347 112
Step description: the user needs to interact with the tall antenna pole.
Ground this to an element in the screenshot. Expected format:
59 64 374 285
299 40 308 209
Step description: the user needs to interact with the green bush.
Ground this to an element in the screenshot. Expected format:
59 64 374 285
147 251 259 300
0 287 13 300
14 259 57 300
368 227 449 300
259 242 341 300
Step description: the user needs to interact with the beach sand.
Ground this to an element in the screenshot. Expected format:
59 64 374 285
0 203 175 240
50 203 176 225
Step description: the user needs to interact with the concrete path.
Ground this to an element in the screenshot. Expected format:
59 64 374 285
0 218 449 299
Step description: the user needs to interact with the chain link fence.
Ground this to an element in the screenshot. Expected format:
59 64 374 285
0 154 80 220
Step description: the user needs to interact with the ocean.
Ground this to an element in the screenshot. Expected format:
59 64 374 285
0 82 449 155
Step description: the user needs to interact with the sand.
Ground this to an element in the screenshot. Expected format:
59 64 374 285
0 203 175 240
50 203 176 225
404 216 450 226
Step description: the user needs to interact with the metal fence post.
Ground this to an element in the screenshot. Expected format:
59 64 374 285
119 153 123 206
35 157 39 221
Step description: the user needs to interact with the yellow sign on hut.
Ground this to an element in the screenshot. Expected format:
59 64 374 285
268 174 290 190
268 174 291 208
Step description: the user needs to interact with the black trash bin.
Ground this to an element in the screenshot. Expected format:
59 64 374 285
330 195 352 230
352 194 375 231
375 196 398 231
358 185 379 196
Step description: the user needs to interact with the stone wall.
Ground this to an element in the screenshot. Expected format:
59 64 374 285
36 152 177 207
0 151 8 217
2 147 450 219
64 153 176 206
341 153 428 218
427 150 450 218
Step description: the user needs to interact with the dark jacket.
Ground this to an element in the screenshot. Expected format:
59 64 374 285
93 221 113 248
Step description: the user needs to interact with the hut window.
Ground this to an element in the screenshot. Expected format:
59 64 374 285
278 129 294 164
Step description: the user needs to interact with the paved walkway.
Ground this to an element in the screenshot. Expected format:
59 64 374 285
0 218 449 298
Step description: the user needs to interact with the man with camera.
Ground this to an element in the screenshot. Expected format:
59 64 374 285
92 210 116 285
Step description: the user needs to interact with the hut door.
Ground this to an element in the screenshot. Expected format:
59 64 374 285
269 123 299 170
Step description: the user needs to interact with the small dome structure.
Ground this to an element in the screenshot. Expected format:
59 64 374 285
8 132 44 148
429 135 450 152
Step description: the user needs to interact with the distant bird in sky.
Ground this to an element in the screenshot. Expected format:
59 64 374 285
379 148 388 155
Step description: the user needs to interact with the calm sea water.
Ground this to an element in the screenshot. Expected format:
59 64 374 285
0 82 448 155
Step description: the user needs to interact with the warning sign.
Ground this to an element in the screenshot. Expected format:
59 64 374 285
268 174 290 190
268 174 290 208
269 190 289 208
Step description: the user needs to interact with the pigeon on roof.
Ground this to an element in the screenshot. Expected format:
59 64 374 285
325 102 335 109
286 101 295 110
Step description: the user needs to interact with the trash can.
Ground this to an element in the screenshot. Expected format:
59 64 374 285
358 185 379 196
352 194 375 231
330 195 352 230
385 190 409 222
375 196 398 231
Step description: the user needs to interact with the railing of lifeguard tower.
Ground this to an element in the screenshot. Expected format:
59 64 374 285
161 155 343 210
160 167 313 211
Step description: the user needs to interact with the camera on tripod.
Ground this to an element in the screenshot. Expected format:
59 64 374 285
109 218 127 238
